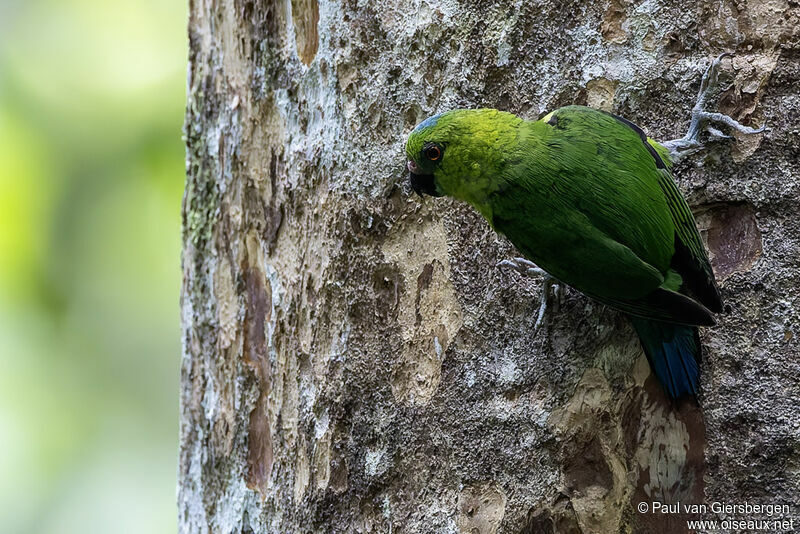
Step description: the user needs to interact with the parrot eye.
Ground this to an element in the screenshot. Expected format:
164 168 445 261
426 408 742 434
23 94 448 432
424 144 442 161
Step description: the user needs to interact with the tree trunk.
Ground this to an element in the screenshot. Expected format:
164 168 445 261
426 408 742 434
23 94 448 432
179 1 799 532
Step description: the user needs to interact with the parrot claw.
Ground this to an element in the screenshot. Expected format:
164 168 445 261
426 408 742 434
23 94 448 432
497 257 559 329
705 125 730 140
496 257 547 277
662 52 765 161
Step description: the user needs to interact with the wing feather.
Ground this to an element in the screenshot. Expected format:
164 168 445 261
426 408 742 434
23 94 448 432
585 108 720 312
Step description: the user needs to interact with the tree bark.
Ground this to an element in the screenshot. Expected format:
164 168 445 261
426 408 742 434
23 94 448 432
179 1 800 532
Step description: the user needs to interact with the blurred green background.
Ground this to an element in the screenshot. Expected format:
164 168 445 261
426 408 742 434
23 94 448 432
0 1 186 532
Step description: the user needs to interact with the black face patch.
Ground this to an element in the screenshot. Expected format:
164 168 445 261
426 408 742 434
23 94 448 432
409 171 441 197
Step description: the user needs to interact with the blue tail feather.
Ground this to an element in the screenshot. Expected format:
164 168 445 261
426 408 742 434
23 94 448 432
630 317 701 399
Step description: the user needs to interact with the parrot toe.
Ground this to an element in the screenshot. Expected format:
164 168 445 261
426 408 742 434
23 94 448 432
497 257 547 277
534 276 559 330
498 257 557 330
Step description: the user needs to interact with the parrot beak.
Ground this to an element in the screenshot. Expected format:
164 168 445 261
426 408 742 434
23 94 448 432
407 160 442 197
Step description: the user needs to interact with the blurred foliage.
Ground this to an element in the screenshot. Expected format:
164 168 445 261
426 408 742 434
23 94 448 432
0 1 186 532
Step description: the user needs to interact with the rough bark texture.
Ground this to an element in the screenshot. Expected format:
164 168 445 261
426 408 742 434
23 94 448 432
179 1 800 532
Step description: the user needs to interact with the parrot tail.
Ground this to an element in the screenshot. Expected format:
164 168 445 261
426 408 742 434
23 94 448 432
630 317 701 400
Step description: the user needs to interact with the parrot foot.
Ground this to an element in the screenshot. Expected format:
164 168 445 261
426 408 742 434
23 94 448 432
497 257 560 329
662 52 765 161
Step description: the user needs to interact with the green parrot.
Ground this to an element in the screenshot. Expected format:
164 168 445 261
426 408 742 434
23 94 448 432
405 104 725 399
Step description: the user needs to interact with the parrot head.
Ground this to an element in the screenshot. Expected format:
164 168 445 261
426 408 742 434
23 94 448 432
406 113 447 197
405 108 521 211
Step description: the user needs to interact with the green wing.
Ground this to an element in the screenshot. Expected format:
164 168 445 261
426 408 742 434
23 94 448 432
607 110 721 312
647 140 722 312
489 106 718 324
